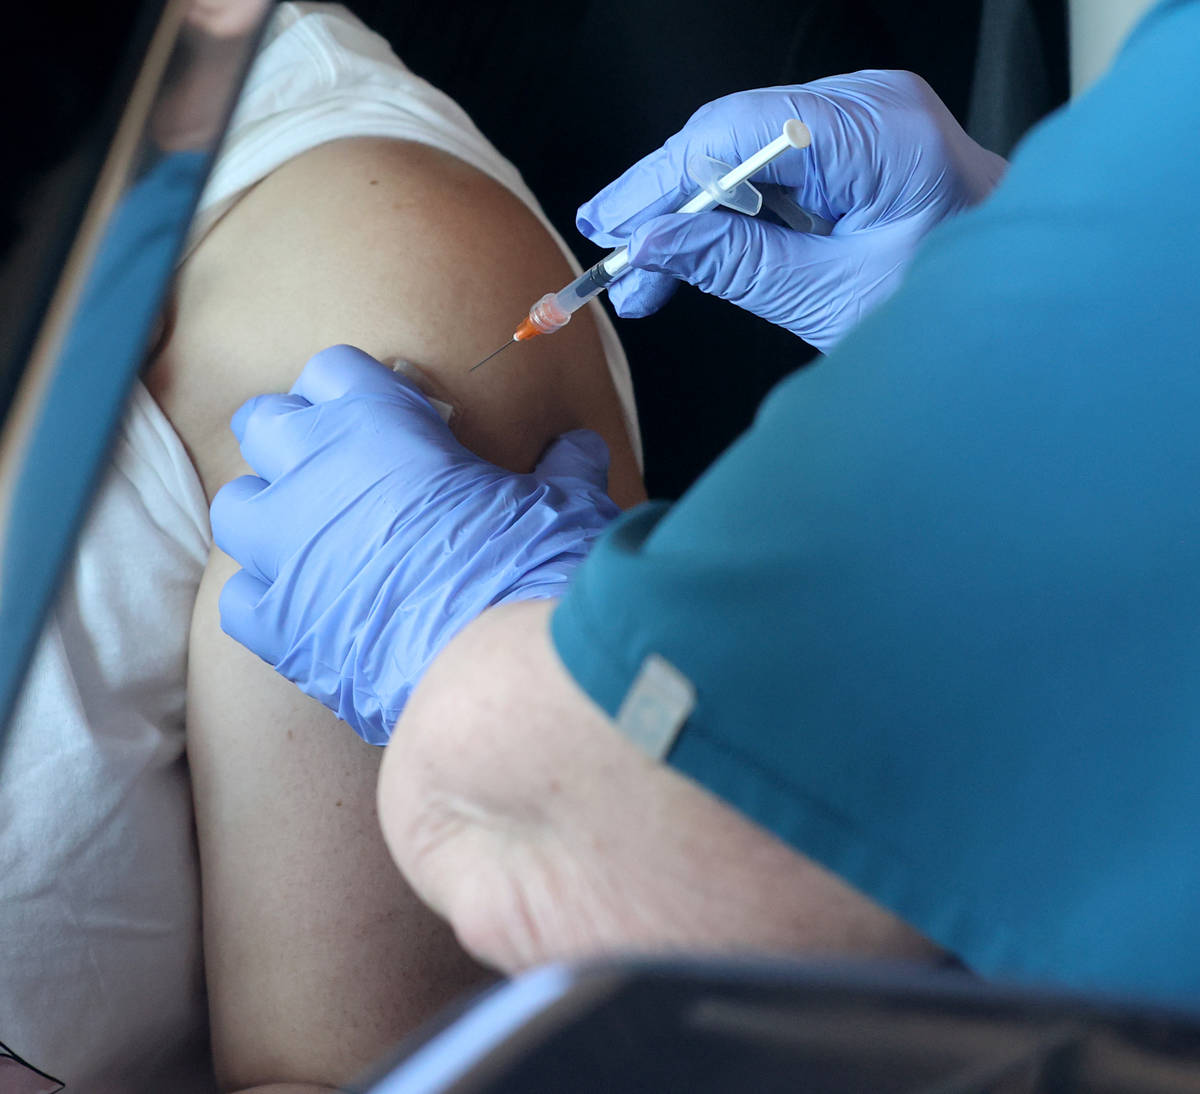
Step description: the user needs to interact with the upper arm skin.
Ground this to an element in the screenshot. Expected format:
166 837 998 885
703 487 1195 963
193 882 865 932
152 137 645 505
148 138 645 1090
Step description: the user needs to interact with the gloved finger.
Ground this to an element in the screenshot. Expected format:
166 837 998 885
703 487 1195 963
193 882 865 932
624 211 827 305
577 158 691 248
534 429 611 492
232 393 317 484
624 211 761 300
605 268 680 320
218 567 283 666
292 343 433 411
226 391 307 451
210 474 282 584
232 393 302 444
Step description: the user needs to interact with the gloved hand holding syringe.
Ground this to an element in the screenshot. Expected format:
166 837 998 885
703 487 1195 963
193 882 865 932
470 118 824 371
476 74 1007 362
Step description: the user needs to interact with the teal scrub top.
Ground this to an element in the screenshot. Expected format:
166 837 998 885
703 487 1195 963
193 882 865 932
552 0 1200 1007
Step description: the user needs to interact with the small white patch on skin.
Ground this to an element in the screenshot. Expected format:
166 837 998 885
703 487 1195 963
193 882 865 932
385 357 457 423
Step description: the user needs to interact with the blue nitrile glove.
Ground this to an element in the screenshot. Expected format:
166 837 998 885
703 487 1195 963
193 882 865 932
210 344 620 745
578 71 1007 352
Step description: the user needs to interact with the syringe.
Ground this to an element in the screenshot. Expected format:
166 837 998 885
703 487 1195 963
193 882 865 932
470 119 818 371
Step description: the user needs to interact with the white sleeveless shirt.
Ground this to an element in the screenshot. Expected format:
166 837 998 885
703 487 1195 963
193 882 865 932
0 384 213 1092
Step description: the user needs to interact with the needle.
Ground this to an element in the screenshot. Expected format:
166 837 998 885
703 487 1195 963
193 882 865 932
469 338 516 372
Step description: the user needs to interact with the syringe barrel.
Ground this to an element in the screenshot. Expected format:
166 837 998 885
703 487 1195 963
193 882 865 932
522 249 633 337
555 251 629 314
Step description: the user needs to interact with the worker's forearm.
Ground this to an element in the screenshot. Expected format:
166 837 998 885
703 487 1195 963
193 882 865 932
378 600 940 973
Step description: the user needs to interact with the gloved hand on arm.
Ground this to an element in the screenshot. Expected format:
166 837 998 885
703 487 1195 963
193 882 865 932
578 71 1007 352
209 344 620 745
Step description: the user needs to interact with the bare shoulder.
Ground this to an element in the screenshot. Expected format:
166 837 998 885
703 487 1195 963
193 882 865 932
148 136 644 506
148 135 642 1086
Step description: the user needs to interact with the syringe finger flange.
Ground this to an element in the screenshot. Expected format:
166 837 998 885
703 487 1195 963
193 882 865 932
686 154 763 216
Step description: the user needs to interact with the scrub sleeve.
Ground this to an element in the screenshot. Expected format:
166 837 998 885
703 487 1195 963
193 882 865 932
552 0 1200 1007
